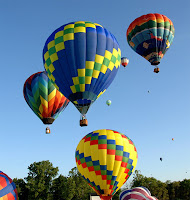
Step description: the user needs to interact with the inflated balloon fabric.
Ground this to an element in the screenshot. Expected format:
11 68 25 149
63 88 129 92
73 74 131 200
127 13 174 65
23 71 69 123
119 186 158 200
0 171 18 200
43 21 121 114
75 129 138 199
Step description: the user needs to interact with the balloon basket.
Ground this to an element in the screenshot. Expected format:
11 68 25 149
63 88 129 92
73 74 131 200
154 67 159 73
80 119 88 127
46 127 51 134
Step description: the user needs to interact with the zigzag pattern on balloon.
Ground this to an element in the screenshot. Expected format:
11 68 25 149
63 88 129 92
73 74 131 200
75 129 138 199
119 187 158 200
23 71 69 122
0 171 18 200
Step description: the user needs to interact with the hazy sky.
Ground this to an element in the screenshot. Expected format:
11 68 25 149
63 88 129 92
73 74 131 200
1 0 190 185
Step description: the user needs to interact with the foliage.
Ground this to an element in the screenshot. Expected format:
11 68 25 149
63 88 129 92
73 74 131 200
51 175 76 200
13 178 28 200
68 167 94 200
25 160 59 200
130 170 190 200
13 162 190 200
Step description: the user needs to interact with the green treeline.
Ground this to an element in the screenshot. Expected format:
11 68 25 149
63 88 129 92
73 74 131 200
13 160 120 200
128 170 190 200
13 160 190 200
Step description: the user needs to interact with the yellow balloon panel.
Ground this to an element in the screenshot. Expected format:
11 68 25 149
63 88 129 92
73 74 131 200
75 129 138 198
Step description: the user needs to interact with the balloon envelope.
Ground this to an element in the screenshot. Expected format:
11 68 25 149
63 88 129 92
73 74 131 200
127 13 174 66
23 71 69 124
43 21 121 115
75 129 138 200
119 186 158 200
106 100 111 106
0 171 18 199
121 57 129 67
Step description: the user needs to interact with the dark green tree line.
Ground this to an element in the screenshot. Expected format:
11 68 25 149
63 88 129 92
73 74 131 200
13 161 190 200
129 170 190 200
13 161 120 200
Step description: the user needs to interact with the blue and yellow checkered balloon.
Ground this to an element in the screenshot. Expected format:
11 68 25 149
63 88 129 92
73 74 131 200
43 21 121 115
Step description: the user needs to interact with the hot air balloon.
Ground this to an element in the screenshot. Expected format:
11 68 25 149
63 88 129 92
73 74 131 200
106 100 111 106
127 13 175 73
119 187 158 200
172 138 174 141
23 71 69 133
0 171 18 200
121 57 129 68
160 157 163 161
75 129 138 200
43 21 121 126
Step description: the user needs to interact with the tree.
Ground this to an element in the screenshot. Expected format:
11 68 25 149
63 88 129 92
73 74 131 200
25 160 58 200
166 180 180 200
68 167 94 200
130 170 169 200
179 179 190 200
13 178 29 200
112 189 121 200
51 175 76 200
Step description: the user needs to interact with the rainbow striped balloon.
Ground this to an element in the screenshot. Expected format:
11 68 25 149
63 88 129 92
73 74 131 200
127 13 174 67
75 129 138 200
119 187 158 200
0 171 18 200
23 71 69 124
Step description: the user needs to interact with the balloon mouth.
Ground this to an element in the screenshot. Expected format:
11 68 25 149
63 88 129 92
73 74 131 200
151 61 160 65
100 195 113 200
42 117 55 124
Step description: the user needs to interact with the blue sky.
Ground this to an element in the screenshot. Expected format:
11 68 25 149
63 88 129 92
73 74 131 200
1 0 190 185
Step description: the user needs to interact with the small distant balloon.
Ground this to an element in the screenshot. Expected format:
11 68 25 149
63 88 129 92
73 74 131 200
160 157 163 161
106 100 112 106
121 57 129 67
148 90 150 93
172 138 174 141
